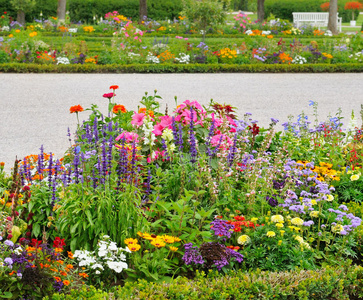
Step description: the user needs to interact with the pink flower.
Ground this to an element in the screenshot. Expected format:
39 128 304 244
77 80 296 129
152 123 164 136
103 93 115 99
116 132 139 143
211 134 232 147
131 113 145 127
160 115 172 128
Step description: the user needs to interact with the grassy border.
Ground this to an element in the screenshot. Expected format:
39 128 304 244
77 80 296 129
0 63 362 73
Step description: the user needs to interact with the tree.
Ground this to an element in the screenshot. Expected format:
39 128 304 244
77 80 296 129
328 0 338 35
139 0 147 22
183 0 226 42
257 0 265 23
57 0 67 25
10 0 36 25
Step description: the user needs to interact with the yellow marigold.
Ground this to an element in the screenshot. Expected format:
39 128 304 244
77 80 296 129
169 246 178 252
291 217 304 226
266 231 276 238
271 215 284 223
275 223 284 229
237 234 251 245
351 174 360 181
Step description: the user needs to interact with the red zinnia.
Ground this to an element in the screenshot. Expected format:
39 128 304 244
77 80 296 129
69 105 84 113
110 85 119 90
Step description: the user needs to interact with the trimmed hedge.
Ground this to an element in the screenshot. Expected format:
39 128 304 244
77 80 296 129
67 0 183 23
46 264 363 299
265 0 361 23
0 63 362 73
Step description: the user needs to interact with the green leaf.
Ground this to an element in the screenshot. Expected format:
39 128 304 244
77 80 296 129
85 210 94 226
33 223 41 238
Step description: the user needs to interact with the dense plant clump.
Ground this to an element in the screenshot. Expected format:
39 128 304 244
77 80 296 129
2 86 363 297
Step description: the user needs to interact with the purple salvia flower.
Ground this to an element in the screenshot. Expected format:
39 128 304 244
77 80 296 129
227 133 238 167
48 153 53 188
37 145 45 176
73 148 80 184
205 119 215 157
178 123 184 152
212 135 223 157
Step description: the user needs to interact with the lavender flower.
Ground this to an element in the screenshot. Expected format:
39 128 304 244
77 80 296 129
210 219 234 239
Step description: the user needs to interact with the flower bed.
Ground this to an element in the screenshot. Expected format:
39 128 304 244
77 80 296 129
2 86 363 298
0 11 362 69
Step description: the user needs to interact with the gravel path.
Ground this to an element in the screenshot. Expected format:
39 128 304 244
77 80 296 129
1 73 362 172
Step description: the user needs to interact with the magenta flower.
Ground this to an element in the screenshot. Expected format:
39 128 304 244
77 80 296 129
152 123 164 136
160 115 172 128
103 93 115 99
116 132 139 143
131 113 145 127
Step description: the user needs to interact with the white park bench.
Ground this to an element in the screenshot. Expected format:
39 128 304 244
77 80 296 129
292 12 342 32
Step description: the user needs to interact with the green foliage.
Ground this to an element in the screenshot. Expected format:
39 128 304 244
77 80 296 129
265 0 361 22
67 0 183 23
115 263 363 299
10 0 36 13
43 285 109 300
182 0 226 41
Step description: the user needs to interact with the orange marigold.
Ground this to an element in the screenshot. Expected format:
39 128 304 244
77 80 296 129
54 276 62 282
69 105 84 114
63 280 70 286
113 104 127 114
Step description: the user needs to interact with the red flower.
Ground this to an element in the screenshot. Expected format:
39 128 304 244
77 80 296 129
109 85 119 90
4 12 7 14
53 237 66 248
30 239 42 247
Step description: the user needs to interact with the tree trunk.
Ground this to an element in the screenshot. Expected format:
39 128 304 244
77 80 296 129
17 10 25 26
328 0 338 35
139 0 147 23
257 0 265 23
57 0 67 25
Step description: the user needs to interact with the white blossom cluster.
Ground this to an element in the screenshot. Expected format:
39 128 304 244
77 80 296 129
1 26 10 32
142 120 156 146
146 52 160 64
291 28 302 35
349 51 363 63
73 235 130 274
175 53 190 64
292 55 307 64
56 56 70 65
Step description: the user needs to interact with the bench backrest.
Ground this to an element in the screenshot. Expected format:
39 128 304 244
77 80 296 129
293 12 339 22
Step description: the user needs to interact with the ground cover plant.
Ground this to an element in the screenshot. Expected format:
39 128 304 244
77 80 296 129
0 10 362 68
2 86 363 298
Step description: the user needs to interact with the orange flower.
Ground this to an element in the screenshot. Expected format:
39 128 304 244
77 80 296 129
54 276 62 282
9 271 16 276
127 244 141 252
67 251 74 259
63 280 70 286
138 107 154 117
66 264 74 269
69 105 84 114
0 162 4 167
110 85 119 90
60 271 67 276
79 272 89 278
113 104 127 114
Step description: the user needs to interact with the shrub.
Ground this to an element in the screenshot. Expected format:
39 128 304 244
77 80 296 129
265 0 361 22
67 0 183 23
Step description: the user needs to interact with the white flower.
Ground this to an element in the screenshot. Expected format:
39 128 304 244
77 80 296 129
108 242 118 251
98 249 107 257
169 143 176 152
107 261 128 273
91 263 104 270
261 30 271 35
68 28 78 33
56 56 70 65
95 270 101 274
245 29 253 35
162 128 173 141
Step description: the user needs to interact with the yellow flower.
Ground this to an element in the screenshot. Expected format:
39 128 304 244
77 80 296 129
311 199 317 205
275 223 284 229
266 231 276 238
310 211 319 218
150 239 166 248
351 174 360 181
169 246 178 252
127 243 141 252
237 235 251 245
278 240 282 246
8 34 13 38
172 236 181 242
160 235 175 244
15 29 20 33
332 224 344 233
295 235 304 243
124 238 138 245
271 215 284 223
291 217 304 226
280 230 285 236
250 217 258 223
326 194 334 202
